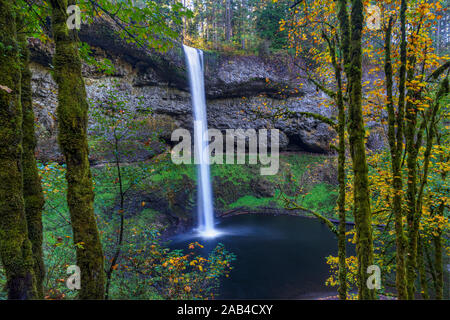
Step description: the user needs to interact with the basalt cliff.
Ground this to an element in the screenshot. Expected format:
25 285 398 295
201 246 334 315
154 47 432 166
29 19 344 163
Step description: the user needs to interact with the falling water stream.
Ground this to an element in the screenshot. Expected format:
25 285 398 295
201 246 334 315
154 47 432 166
183 45 218 238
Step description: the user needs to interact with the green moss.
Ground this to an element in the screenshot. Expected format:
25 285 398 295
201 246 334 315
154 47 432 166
131 209 160 225
149 163 196 184
346 0 375 300
19 24 45 299
0 1 37 300
301 184 338 214
228 195 272 209
50 0 105 299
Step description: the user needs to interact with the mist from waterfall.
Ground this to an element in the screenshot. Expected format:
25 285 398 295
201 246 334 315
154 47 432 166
183 45 218 238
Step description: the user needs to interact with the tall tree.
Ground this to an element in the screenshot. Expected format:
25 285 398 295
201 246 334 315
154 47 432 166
50 0 105 299
383 7 407 299
0 0 37 300
334 41 348 302
256 0 289 50
433 126 448 300
323 31 348 300
18 16 46 299
344 0 375 300
225 0 233 42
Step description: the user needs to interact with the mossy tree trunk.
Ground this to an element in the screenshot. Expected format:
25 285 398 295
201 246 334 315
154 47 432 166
420 79 447 299
434 126 448 300
336 0 355 300
433 227 443 300
384 14 407 300
336 52 347 302
403 55 447 301
18 20 46 299
404 82 420 300
50 0 105 299
417 237 429 299
347 0 375 300
398 0 417 299
424 79 448 300
323 31 347 300
0 0 37 299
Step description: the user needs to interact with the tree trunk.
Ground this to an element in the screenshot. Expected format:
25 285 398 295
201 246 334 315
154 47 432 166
0 0 36 299
50 0 105 299
213 4 218 49
18 20 46 300
327 33 347 300
417 237 429 299
404 86 419 300
348 0 375 300
336 60 347 301
182 0 186 42
384 14 407 300
414 77 448 299
225 0 232 42
433 229 443 300
105 134 125 299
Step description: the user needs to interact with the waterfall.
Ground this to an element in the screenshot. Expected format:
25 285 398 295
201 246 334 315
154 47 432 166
183 45 218 238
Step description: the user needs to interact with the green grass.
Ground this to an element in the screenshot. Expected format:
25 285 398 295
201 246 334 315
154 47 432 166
227 183 338 216
149 162 196 184
280 154 326 177
228 195 273 209
300 183 338 214
133 208 160 224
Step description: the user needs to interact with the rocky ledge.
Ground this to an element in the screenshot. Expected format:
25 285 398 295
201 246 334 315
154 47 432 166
30 19 341 162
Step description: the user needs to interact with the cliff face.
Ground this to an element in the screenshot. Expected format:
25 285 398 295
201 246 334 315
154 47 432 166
29 21 336 162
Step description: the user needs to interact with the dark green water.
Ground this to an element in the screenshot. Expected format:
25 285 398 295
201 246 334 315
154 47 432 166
170 214 340 299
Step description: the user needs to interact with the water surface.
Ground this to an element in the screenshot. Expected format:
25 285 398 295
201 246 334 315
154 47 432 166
170 214 340 299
